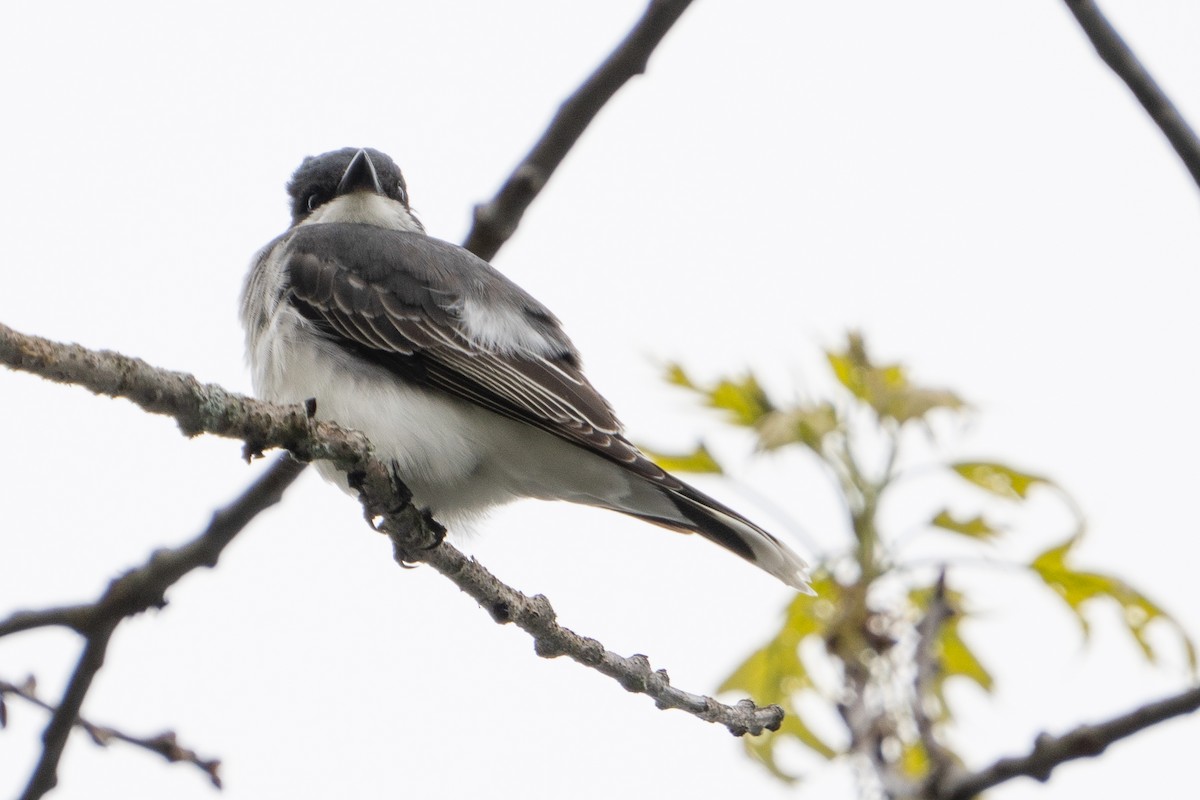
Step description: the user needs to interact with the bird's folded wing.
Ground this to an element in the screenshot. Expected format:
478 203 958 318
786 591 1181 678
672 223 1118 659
281 223 678 486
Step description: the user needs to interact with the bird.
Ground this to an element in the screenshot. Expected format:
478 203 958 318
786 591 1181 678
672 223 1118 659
241 147 812 593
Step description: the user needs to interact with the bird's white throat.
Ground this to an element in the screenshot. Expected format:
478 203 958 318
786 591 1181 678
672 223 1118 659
303 191 423 233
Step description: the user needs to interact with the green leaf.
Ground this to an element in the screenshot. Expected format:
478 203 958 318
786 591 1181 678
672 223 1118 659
717 629 807 702
884 387 967 424
663 362 697 390
718 585 830 699
756 403 839 452
826 332 964 424
719 575 841 778
1030 536 1098 637
939 620 994 692
661 363 772 426
1030 536 1198 672
708 374 772 427
899 741 931 780
778 708 838 760
826 332 903 404
930 510 1002 541
638 442 723 474
742 736 804 785
899 741 964 781
951 462 1050 500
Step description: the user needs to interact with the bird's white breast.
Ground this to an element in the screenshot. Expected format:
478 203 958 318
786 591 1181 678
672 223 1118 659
251 303 483 492
241 218 675 531
247 297 661 526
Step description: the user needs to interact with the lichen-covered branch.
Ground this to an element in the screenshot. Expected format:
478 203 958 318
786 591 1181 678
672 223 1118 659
411 538 781 734
1 320 783 738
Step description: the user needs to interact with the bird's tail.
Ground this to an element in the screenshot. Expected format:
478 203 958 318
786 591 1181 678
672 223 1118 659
620 478 814 594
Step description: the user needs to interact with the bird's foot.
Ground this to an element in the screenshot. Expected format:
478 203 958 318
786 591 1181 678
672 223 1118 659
418 508 447 549
392 508 445 567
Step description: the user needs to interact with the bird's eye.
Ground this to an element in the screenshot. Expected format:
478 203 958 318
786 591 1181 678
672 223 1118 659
306 193 325 212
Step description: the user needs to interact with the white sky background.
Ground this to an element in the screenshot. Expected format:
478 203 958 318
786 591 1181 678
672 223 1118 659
2 1 1198 798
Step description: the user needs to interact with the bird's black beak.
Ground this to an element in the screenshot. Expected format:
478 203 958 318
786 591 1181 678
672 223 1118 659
336 149 384 197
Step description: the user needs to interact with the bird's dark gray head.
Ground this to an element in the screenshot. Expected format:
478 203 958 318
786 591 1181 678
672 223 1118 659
286 147 417 228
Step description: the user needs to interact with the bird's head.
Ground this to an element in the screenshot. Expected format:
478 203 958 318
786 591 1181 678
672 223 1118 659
286 147 424 233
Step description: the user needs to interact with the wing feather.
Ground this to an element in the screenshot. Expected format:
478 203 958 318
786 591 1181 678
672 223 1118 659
282 223 676 486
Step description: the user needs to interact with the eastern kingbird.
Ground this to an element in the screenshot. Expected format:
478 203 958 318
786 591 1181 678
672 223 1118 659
242 148 812 592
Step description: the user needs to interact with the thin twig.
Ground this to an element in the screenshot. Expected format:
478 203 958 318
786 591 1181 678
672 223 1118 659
409 534 782 734
462 0 695 260
913 571 959 792
1062 0 1200 191
0 321 784 736
940 684 1200 800
11 454 304 799
1 677 222 788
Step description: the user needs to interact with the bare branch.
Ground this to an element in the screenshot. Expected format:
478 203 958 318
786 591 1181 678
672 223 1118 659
1062 0 1200 191
10 454 303 799
21 628 116 800
1 677 221 788
0 606 93 638
913 572 958 790
462 0 695 260
1 321 784 736
939 684 1200 800
0 322 364 464
409 534 783 735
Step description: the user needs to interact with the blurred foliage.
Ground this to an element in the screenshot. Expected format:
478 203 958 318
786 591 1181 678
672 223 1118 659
651 332 1195 794
637 442 723 475
1029 535 1196 667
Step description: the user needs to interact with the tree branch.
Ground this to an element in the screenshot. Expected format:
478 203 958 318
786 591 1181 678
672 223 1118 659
1062 0 1200 192
1 320 783 737
913 572 958 791
0 606 93 638
408 536 781 734
8 453 303 799
462 0 695 260
939 684 1200 800
1 676 221 789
